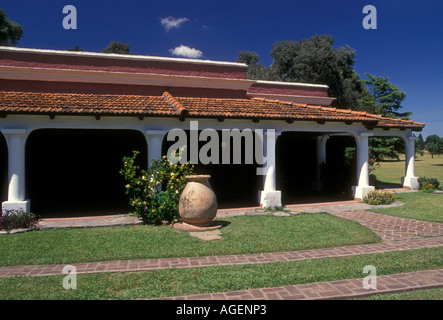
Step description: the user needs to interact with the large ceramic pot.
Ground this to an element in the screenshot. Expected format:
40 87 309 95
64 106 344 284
178 175 218 226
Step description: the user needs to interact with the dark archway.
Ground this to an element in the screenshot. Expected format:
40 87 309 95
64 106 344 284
0 133 8 204
276 132 356 204
324 135 357 197
26 129 147 218
163 129 262 209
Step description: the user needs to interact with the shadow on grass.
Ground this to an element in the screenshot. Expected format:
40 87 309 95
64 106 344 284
215 220 231 229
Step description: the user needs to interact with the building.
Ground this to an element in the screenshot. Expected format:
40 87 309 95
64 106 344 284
0 46 424 217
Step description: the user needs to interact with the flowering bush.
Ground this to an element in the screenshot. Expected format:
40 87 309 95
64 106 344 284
0 209 40 230
418 177 441 193
120 149 193 225
362 190 396 205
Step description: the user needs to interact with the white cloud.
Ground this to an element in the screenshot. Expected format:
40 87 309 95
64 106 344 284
169 45 203 59
160 16 189 31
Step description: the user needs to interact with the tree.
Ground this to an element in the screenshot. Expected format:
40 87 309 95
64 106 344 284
417 134 425 149
357 73 411 119
236 51 272 80
69 46 83 52
102 41 131 54
0 9 23 46
425 135 443 157
268 35 365 108
356 73 414 168
237 51 259 66
416 134 425 156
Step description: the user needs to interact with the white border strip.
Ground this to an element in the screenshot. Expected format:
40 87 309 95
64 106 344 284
255 80 329 88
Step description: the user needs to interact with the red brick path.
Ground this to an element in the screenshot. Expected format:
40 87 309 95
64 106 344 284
1 236 443 279
152 269 443 300
2 210 443 299
331 211 443 241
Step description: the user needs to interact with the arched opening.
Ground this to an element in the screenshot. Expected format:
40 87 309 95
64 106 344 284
367 135 406 188
162 129 262 209
25 129 147 218
0 133 8 204
276 132 356 204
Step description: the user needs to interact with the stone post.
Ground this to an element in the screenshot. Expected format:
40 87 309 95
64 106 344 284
145 130 166 168
352 133 375 200
1 129 30 212
402 136 419 189
259 130 281 208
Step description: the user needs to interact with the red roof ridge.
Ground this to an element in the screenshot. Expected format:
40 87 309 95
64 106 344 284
162 92 188 116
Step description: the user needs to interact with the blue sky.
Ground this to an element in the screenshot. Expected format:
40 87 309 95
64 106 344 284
2 0 442 138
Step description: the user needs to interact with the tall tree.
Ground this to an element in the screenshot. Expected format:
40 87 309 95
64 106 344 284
357 73 414 169
357 73 411 119
268 35 365 108
102 41 131 54
0 9 23 46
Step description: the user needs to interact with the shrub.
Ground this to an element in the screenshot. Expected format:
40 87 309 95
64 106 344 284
120 149 193 225
0 209 40 230
362 190 396 205
418 177 441 193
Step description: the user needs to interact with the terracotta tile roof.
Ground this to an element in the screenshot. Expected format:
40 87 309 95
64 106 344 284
0 91 173 117
0 91 425 130
175 96 382 122
376 117 426 129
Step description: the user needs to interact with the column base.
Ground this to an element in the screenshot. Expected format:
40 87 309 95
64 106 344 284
352 186 375 201
401 176 419 190
2 200 31 214
259 190 282 208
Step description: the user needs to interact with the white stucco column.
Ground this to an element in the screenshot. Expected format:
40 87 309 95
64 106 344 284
145 130 166 168
402 136 419 189
259 130 281 208
1 129 30 212
352 133 374 200
312 134 329 191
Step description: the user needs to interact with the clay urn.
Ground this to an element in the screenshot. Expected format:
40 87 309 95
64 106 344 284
178 175 218 227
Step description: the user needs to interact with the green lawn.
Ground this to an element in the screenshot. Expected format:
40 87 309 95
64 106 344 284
373 153 443 185
0 213 382 267
370 192 443 223
0 247 441 300
370 152 443 223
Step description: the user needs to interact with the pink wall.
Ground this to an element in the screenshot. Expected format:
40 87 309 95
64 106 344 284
0 79 248 99
0 51 247 80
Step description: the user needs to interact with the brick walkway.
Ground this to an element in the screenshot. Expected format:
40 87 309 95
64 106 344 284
152 269 443 300
3 204 443 300
1 236 443 279
331 211 443 241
